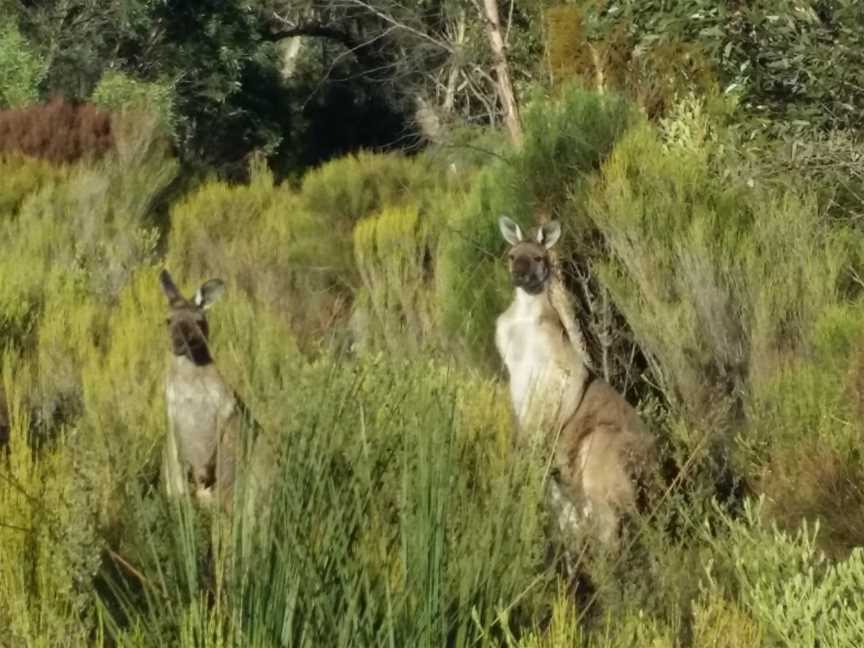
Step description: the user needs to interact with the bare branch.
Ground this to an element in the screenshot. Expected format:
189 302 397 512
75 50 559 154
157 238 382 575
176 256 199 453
341 0 455 54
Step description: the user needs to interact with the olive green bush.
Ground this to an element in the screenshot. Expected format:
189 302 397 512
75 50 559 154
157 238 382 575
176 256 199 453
168 151 465 351
588 96 849 425
353 203 439 353
741 302 864 557
437 86 635 367
6 78 864 647
0 20 45 109
704 499 864 646
91 71 177 140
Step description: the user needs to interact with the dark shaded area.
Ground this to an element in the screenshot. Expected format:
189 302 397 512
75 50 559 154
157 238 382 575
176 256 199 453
0 386 8 453
291 79 411 173
14 0 417 178
139 0 415 177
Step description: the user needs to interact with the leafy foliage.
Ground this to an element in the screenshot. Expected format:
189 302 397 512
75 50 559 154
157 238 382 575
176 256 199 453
579 0 864 133
91 71 177 140
0 20 45 108
588 96 849 423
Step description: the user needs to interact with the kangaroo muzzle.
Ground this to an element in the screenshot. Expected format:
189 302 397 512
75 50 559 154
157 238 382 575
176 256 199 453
511 257 548 293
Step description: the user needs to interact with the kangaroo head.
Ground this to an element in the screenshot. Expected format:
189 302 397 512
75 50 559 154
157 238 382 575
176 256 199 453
159 270 225 365
499 216 562 294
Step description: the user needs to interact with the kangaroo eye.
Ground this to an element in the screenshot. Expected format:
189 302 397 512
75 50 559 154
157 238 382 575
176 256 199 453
533 256 542 262
508 253 515 261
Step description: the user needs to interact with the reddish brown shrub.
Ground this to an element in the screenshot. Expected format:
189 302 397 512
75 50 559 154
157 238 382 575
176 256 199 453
0 97 114 163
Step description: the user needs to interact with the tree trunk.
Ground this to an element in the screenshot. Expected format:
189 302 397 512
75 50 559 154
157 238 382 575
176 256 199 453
481 0 522 145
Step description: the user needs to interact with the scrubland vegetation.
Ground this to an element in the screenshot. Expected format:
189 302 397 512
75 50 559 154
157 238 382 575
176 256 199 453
3 1 864 646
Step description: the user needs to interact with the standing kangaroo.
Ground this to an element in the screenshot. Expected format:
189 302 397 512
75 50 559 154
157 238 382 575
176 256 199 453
495 217 655 552
159 269 260 511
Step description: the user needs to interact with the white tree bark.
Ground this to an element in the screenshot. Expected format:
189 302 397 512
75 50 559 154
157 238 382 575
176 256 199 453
480 0 522 145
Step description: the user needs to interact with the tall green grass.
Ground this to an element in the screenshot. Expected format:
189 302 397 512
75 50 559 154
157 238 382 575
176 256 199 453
91 350 552 647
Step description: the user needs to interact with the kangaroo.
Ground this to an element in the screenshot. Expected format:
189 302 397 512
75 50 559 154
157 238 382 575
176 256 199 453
159 269 260 511
495 216 655 553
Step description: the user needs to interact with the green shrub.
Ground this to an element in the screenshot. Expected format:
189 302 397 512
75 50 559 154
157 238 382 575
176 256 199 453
297 151 452 288
691 594 764 648
588 96 849 430
0 111 176 450
0 354 102 646
0 148 170 355
705 499 864 646
353 203 441 353
438 86 635 367
0 21 45 108
91 71 177 140
0 153 66 217
169 153 463 351
735 302 864 557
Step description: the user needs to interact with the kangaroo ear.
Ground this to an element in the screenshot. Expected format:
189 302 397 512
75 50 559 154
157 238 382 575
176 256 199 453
537 221 562 249
194 279 225 310
499 216 524 245
159 270 183 302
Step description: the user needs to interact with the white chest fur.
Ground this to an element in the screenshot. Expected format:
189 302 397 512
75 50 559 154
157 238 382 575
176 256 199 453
495 289 586 434
165 356 236 470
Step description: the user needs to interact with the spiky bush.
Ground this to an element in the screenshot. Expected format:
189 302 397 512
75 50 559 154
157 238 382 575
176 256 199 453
99 354 549 647
704 499 864 646
353 202 444 353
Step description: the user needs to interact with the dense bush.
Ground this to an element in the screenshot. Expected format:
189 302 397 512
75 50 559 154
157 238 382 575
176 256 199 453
5 76 864 646
437 86 635 368
575 0 864 134
742 303 864 557
353 204 439 353
0 110 176 442
588 96 848 422
90 71 177 141
0 98 113 163
168 152 466 350
0 20 45 108
544 4 718 118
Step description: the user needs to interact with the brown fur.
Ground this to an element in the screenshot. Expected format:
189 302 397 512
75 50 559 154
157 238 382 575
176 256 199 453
496 217 655 550
159 270 262 511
